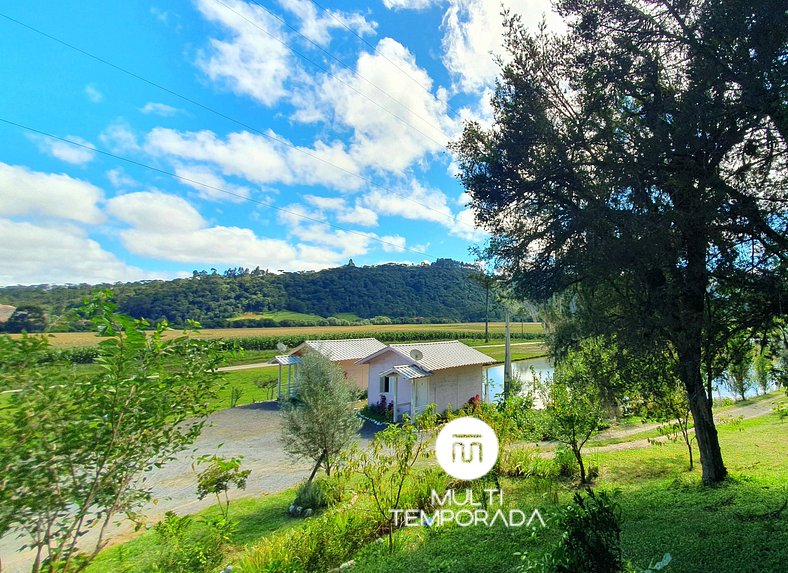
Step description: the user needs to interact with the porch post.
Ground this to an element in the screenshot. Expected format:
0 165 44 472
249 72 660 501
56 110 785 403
287 364 292 397
277 363 282 400
410 378 415 421
392 375 398 423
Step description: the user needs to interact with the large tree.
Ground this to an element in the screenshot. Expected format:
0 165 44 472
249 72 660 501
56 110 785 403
452 0 787 483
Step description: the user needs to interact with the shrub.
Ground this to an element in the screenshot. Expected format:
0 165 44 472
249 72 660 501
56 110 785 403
151 512 224 573
294 480 328 512
237 504 383 572
500 446 541 478
553 447 579 479
400 468 450 512
465 393 482 412
552 490 624 573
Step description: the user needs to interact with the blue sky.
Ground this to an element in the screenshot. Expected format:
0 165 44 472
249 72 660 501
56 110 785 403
0 0 562 285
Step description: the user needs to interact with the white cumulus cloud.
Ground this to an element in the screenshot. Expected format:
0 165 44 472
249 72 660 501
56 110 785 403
32 134 96 165
140 102 182 116
278 0 376 47
0 163 104 224
442 0 564 93
195 0 295 106
0 219 161 286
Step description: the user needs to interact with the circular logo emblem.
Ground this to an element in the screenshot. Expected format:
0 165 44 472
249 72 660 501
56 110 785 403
435 416 499 480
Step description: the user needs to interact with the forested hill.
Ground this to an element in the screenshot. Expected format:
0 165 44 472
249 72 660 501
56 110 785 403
0 259 507 330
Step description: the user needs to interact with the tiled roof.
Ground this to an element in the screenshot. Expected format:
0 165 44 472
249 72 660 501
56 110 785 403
293 338 387 361
358 340 496 371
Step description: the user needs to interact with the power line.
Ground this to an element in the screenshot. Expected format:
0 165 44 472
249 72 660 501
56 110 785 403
0 10 478 233
212 0 448 150
0 117 437 260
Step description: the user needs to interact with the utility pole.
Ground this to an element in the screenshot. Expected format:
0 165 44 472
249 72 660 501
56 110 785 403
504 307 511 399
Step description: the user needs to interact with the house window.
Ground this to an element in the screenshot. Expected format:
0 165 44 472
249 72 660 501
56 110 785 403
380 375 393 393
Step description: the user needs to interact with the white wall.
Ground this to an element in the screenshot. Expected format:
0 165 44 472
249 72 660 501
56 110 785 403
365 351 415 407
430 365 484 412
364 351 484 415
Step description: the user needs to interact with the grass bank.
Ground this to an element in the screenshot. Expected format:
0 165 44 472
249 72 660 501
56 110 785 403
80 404 786 573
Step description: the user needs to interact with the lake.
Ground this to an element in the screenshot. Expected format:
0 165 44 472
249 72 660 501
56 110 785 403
484 356 553 404
482 356 762 404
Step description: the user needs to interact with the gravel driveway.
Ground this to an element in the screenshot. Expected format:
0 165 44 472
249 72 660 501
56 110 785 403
1 402 378 573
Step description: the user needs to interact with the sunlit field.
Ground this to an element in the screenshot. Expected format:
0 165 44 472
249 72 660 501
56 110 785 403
18 322 544 348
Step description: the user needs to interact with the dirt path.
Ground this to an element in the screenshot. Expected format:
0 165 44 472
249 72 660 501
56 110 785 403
588 393 781 455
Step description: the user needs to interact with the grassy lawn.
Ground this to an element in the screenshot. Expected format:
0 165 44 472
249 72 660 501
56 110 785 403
349 412 788 573
335 312 362 321
78 402 787 573
85 489 302 573
222 348 279 367
214 369 280 410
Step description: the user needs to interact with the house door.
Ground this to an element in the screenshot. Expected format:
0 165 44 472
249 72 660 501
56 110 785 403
414 377 430 412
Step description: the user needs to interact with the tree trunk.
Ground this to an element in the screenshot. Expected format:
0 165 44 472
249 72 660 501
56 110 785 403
675 227 727 484
573 446 587 484
307 451 325 483
678 352 726 483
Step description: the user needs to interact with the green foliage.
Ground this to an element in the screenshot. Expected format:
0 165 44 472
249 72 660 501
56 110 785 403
280 352 362 479
0 291 225 573
725 350 753 401
195 454 251 524
293 480 328 511
356 408 438 551
150 512 223 573
453 0 787 486
552 490 624 573
237 503 382 573
229 385 243 408
3 304 48 332
553 447 579 480
539 348 605 484
752 351 774 395
0 259 541 328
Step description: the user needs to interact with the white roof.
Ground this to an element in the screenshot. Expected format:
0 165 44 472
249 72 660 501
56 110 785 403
272 355 303 366
357 340 496 372
381 365 431 379
291 338 387 362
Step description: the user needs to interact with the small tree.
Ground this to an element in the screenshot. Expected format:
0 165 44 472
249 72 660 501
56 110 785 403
540 349 604 484
0 292 225 573
356 408 437 551
753 351 773 396
645 381 695 471
726 353 753 401
280 352 362 482
4 304 47 333
195 455 251 522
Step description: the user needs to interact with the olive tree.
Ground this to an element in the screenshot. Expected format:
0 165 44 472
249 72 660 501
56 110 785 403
0 292 225 573
280 352 362 481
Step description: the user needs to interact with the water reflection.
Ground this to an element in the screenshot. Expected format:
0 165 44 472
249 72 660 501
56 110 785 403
483 356 760 404
484 356 553 405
